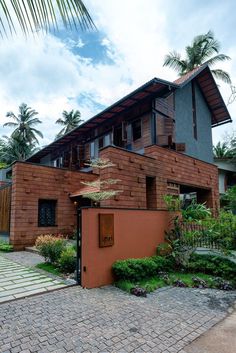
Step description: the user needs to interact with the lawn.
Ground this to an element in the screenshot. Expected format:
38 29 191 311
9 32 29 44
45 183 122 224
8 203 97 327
36 262 62 276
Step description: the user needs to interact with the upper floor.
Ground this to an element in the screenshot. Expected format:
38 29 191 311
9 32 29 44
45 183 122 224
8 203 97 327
28 64 231 169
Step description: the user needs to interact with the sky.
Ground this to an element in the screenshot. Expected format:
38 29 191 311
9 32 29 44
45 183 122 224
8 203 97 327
0 0 236 147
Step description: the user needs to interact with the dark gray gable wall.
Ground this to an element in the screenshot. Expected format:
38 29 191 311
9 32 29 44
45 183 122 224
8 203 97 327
175 81 213 163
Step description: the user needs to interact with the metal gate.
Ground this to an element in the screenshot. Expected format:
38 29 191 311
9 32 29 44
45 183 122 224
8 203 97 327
0 184 11 235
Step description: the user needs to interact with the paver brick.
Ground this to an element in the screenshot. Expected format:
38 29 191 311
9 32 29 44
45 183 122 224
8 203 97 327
0 286 235 353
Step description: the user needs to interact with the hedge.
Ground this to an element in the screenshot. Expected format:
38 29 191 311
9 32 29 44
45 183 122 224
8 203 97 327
112 256 175 282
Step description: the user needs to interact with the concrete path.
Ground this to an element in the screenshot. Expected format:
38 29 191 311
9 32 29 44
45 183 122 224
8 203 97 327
0 286 235 353
183 310 236 353
0 254 67 303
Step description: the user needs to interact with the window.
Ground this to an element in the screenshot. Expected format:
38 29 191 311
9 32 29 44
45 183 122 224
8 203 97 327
38 199 57 227
52 157 63 168
132 119 142 141
192 81 197 140
99 137 104 149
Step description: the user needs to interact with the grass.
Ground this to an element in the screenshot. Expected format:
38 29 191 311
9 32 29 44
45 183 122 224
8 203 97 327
115 272 219 293
36 262 62 276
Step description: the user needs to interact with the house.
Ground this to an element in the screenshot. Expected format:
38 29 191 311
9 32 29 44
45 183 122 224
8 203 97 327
214 158 236 194
0 64 232 287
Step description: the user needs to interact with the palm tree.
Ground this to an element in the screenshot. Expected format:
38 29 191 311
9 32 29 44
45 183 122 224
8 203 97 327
213 142 233 158
0 135 38 164
163 31 231 84
3 103 43 144
0 1 95 38
56 109 83 138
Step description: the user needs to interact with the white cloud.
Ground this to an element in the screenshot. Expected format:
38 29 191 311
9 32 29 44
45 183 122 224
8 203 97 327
0 0 235 148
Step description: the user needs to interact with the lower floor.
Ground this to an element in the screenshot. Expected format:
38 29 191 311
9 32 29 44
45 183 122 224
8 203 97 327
5 145 219 250
0 285 235 353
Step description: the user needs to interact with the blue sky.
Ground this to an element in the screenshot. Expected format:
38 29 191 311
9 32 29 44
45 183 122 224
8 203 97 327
0 0 236 146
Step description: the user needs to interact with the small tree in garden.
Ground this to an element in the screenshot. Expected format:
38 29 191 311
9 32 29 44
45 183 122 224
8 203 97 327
80 158 122 204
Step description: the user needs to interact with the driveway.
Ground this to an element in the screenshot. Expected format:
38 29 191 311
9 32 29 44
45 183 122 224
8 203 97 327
0 254 67 303
0 286 235 353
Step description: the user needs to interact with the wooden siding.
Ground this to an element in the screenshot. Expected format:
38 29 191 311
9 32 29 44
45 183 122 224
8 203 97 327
0 185 11 234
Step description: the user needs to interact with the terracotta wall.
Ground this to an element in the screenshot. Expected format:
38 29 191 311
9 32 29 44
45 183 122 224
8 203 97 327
10 162 97 249
81 207 169 288
99 145 219 212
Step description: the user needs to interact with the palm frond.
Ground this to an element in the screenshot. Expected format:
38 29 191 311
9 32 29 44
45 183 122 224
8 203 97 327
0 0 95 37
206 54 231 67
211 69 232 84
3 121 18 128
163 51 187 74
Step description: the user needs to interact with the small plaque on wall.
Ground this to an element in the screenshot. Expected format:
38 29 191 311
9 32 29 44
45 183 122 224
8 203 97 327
99 214 114 247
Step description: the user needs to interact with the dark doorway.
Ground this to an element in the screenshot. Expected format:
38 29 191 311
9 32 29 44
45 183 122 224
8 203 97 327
113 125 124 148
146 176 156 209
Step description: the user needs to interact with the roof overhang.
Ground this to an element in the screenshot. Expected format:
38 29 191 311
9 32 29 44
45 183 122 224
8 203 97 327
176 64 232 127
28 78 178 162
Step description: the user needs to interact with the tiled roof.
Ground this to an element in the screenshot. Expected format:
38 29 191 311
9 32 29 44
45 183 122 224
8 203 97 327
174 65 206 85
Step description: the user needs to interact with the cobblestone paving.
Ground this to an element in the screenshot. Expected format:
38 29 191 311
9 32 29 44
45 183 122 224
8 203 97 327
0 255 67 303
1 251 44 267
0 286 235 353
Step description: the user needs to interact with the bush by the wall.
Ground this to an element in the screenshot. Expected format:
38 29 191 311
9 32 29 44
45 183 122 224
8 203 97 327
35 235 66 264
58 246 76 273
112 256 174 282
187 254 236 281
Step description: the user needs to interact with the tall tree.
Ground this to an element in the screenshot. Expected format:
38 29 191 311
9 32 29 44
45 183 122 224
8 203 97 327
56 109 83 138
0 135 38 164
3 103 43 144
0 1 95 38
163 30 231 84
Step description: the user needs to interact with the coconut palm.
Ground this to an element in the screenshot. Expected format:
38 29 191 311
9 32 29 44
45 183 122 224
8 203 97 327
56 109 83 138
163 31 231 84
3 103 43 144
0 135 38 164
213 142 233 158
0 1 95 38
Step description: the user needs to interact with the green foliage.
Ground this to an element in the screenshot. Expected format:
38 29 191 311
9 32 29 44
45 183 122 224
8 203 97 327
36 263 61 276
163 30 231 84
0 1 95 38
165 219 198 267
213 141 233 158
163 195 182 211
112 256 174 282
115 272 234 294
222 186 236 212
4 103 43 145
187 254 236 281
0 241 13 252
156 242 173 256
35 235 66 264
201 211 236 251
56 110 83 139
0 162 7 169
58 246 76 273
182 201 211 222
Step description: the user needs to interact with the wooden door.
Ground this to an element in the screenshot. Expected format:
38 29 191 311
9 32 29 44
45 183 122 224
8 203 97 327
0 185 11 234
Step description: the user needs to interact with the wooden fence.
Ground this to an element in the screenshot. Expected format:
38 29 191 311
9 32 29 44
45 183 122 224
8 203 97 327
0 184 11 234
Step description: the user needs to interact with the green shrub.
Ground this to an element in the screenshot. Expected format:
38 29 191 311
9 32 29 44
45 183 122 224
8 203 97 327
182 201 211 221
187 254 236 281
35 235 66 264
0 241 13 252
59 246 76 273
112 256 174 282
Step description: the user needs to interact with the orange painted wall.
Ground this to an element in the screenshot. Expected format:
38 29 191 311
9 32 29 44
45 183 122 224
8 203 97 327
81 207 169 288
